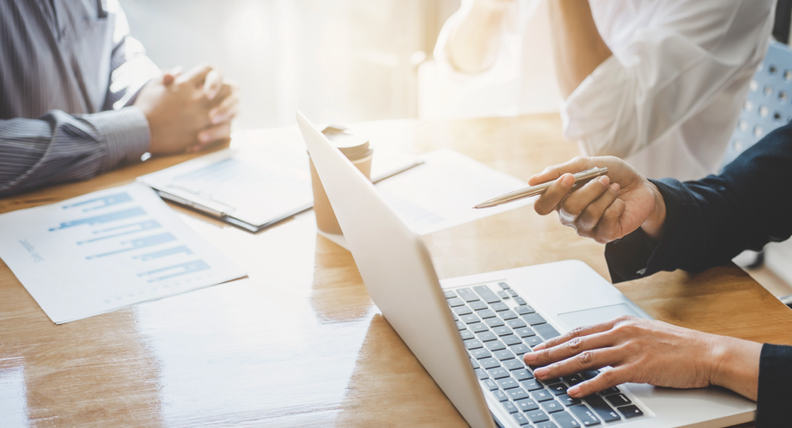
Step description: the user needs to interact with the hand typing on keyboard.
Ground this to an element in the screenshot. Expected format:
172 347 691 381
522 315 762 402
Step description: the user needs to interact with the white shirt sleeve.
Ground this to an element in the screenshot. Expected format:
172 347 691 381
561 0 774 158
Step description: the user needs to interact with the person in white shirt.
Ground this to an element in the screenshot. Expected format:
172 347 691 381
434 0 775 180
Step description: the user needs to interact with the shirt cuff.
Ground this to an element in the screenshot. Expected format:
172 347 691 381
560 55 628 146
87 107 150 171
756 343 792 427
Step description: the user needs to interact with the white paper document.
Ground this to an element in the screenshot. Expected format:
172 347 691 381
0 183 246 324
300 149 533 249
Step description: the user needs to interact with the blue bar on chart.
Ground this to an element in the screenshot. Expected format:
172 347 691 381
77 220 161 244
49 207 147 231
137 260 211 282
134 245 193 261
86 232 177 259
61 192 133 212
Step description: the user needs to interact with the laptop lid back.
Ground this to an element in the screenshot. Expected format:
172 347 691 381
297 112 495 428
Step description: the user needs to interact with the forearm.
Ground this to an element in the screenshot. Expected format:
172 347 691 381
0 109 149 196
445 0 511 74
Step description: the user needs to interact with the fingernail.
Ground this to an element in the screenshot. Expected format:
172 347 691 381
610 183 620 192
568 385 580 396
199 133 210 143
524 352 537 362
534 367 549 377
598 175 610 186
532 343 546 351
562 174 575 186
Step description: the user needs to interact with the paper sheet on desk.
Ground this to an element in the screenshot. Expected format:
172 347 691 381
0 183 246 324
298 149 532 249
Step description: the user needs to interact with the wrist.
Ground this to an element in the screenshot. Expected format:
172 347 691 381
640 181 666 240
709 336 761 401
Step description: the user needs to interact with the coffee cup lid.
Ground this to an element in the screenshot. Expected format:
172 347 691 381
321 128 372 160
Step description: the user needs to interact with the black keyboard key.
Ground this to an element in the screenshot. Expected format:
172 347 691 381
459 330 475 340
443 290 457 299
502 400 519 413
521 379 544 391
580 370 599 380
552 411 582 428
493 326 513 336
456 288 480 302
583 395 620 422
497 377 519 390
502 334 522 346
507 289 519 298
503 359 524 370
497 290 510 300
455 321 466 331
470 358 480 369
469 301 488 311
537 422 559 428
605 394 631 407
511 412 531 426
512 368 533 381
453 305 472 315
485 340 506 352
617 405 643 419
531 389 554 402
499 310 518 320
526 409 550 423
507 319 528 329
492 389 509 402
475 368 489 380
498 282 511 290
473 285 501 304
447 297 465 307
514 297 528 305
524 336 544 347
514 327 536 338
548 383 568 395
477 331 497 342
494 349 516 361
557 394 581 407
597 386 620 396
478 309 497 319
522 313 547 325
568 405 600 426
470 348 492 359
510 343 531 356
469 322 489 333
482 379 498 391
489 367 510 379
480 357 501 369
507 387 530 401
563 374 583 385
514 398 539 412
465 339 484 350
485 317 505 328
461 314 481 324
541 399 564 413
535 324 561 340
515 305 535 315
490 302 509 311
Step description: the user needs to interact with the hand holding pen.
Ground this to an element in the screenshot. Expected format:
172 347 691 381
479 156 668 244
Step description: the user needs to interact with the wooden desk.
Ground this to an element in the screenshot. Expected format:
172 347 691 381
1 114 790 427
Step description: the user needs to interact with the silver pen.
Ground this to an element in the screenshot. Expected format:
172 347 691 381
474 167 609 209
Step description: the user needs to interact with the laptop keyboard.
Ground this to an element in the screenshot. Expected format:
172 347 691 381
446 282 645 427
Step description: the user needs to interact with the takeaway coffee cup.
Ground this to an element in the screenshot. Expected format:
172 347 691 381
309 126 373 235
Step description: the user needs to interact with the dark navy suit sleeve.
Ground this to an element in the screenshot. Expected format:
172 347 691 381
605 122 792 282
603 123 792 426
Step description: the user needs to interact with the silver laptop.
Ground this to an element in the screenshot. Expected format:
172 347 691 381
297 112 755 428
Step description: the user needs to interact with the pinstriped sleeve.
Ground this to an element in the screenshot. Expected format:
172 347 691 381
0 107 149 197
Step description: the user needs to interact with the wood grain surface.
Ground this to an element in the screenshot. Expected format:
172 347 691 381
1 114 790 427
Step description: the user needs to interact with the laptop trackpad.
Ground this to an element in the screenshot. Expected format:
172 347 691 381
558 304 643 330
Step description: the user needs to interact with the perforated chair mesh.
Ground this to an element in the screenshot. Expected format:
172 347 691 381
724 41 792 167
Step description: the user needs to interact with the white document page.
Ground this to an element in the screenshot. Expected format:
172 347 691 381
299 149 533 249
0 183 247 324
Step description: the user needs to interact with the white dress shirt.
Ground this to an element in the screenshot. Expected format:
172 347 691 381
434 0 775 180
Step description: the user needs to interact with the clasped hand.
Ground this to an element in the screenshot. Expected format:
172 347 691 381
134 64 239 155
